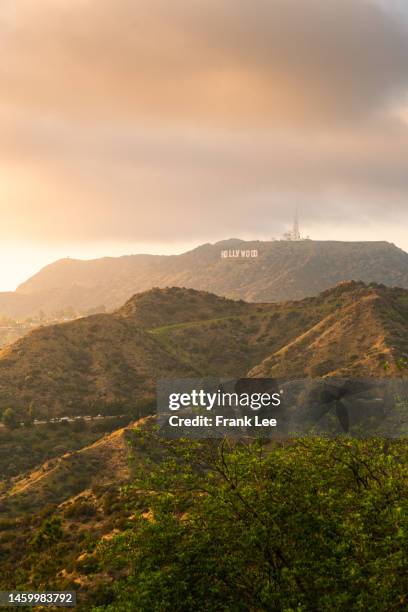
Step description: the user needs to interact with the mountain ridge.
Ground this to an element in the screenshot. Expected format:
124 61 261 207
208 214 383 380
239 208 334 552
2 239 408 318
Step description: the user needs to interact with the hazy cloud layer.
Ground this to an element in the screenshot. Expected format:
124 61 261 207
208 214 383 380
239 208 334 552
1 0 408 246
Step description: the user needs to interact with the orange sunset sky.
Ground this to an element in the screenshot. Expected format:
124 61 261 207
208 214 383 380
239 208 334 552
2 0 408 290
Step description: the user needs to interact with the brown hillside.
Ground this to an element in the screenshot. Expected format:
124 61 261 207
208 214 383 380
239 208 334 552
0 310 197 418
117 286 252 328
250 283 408 378
2 421 136 516
0 283 408 423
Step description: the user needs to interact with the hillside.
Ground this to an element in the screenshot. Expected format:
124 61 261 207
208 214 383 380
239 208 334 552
2 413 408 610
117 286 252 328
249 282 408 378
146 282 408 380
0 420 151 604
0 288 263 419
2 239 408 318
1 423 134 516
0 284 408 608
0 307 197 419
0 283 408 423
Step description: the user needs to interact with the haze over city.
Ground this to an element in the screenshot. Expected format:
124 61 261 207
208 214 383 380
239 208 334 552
2 0 408 290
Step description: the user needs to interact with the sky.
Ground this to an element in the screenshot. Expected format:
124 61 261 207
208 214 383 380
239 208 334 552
1 0 408 290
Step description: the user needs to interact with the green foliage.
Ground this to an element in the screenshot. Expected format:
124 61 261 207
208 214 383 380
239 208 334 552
2 407 19 430
396 357 408 370
96 431 408 611
31 516 63 551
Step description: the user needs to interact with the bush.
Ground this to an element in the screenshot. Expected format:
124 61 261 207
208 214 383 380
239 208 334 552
2 408 19 430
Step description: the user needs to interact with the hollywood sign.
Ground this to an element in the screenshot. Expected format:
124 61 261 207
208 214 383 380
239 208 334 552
221 249 258 259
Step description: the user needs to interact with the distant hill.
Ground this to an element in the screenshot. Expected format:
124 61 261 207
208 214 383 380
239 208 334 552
2 239 408 318
0 282 407 421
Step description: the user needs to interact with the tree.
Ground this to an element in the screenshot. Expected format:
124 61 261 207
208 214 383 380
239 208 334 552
2 408 19 430
31 515 64 551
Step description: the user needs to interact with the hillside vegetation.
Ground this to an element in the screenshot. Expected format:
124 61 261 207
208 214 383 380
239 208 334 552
0 283 408 423
0 283 407 609
2 423 408 610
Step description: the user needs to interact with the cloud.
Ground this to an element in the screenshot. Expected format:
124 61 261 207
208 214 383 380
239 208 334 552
1 0 408 246
2 0 408 124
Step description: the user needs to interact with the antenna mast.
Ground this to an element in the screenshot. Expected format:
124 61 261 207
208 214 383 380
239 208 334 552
293 208 300 241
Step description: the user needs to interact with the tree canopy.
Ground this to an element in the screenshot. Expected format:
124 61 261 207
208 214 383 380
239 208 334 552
95 430 408 611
